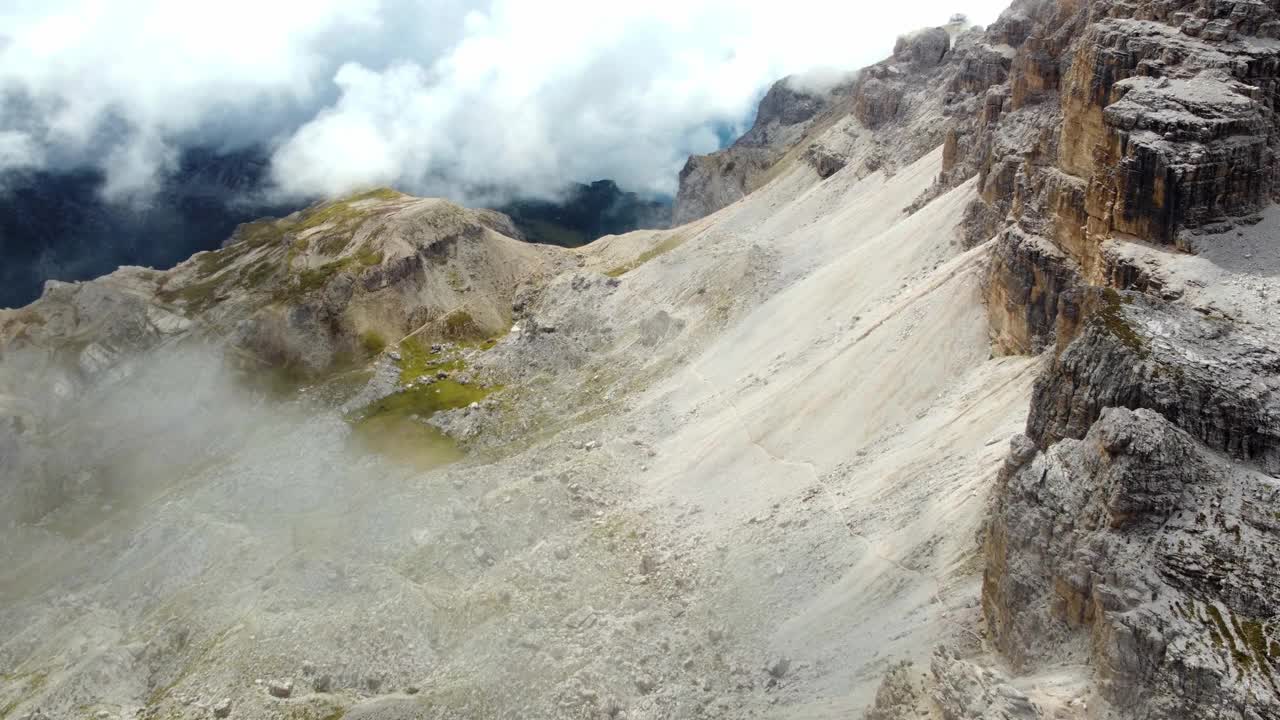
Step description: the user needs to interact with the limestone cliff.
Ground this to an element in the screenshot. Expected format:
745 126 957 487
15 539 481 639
950 1 1280 717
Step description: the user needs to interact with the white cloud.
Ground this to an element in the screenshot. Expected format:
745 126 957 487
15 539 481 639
0 0 1012 204
0 130 41 170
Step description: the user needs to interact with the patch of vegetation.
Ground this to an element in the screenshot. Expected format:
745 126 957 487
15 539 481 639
1093 288 1149 358
356 246 384 267
344 334 505 467
355 379 493 421
236 217 296 249
317 230 352 256
359 330 387 356
1204 603 1249 669
397 338 464 384
295 260 352 295
194 244 248 277
296 188 402 236
346 381 488 470
441 309 483 340
350 187 403 202
0 670 48 720
157 276 224 311
242 258 280 290
1197 602 1224 647
1238 617 1274 678
286 237 310 265
604 231 689 277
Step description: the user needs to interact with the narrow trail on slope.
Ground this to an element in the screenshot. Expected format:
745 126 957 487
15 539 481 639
678 242 1004 646
687 360 991 649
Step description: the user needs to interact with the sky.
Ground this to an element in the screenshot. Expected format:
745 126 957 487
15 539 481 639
0 0 1012 204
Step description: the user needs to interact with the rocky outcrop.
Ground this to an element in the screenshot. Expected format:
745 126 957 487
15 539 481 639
860 649 1044 720
673 22 968 226
955 4 1280 717
673 149 778 226
1027 290 1280 474
984 408 1280 718
930 647 1042 720
894 27 952 69
672 78 831 225
985 229 1083 355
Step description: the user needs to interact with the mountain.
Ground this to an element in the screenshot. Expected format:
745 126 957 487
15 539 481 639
497 180 672 247
0 147 294 310
4 2 1280 719
0 152 669 309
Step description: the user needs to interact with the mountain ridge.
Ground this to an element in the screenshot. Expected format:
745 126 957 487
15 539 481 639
4 2 1280 719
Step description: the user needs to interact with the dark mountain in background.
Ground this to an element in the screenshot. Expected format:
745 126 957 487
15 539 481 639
0 156 671 309
496 180 672 248
0 147 292 309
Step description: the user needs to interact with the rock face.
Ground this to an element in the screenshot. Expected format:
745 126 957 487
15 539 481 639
1027 291 1280 473
672 77 831 225
673 22 974 226
945 2 1280 718
984 408 1280 718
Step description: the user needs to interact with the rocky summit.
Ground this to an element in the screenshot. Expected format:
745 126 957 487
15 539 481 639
3 2 1280 720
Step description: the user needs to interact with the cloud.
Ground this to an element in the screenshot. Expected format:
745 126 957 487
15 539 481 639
0 130 41 170
0 0 1012 205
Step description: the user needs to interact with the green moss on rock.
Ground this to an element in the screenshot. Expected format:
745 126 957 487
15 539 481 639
1094 288 1149 358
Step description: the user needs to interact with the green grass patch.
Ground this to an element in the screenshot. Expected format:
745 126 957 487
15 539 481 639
356 247 384 266
293 260 352 295
0 670 49 720
295 188 402 235
347 335 501 467
1206 604 1236 651
285 236 310 266
195 244 248 277
237 218 290 248
348 412 464 470
604 232 689 276
397 338 464 384
317 231 351 256
242 258 280 290
157 276 224 311
346 378 494 469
